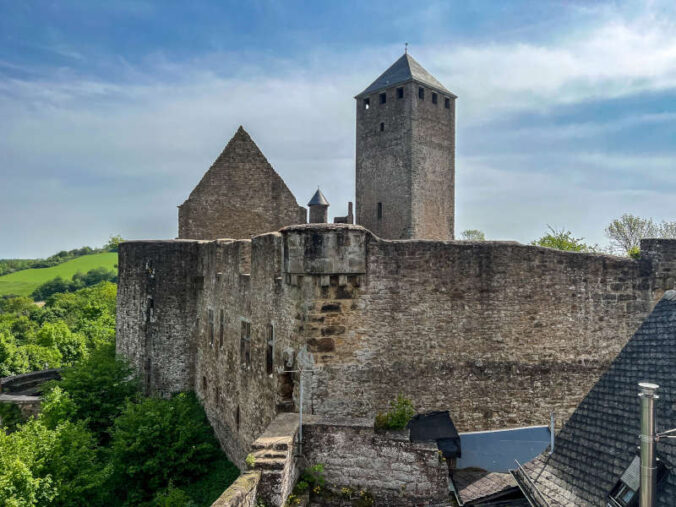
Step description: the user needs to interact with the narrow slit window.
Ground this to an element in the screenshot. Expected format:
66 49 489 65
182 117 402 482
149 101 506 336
379 92 386 104
266 324 274 375
235 406 240 431
418 87 424 99
363 98 370 110
432 92 438 104
219 309 224 348
208 309 214 347
215 386 220 407
377 202 383 220
397 87 404 99
380 122 384 132
445 97 451 109
240 320 251 367
202 375 207 391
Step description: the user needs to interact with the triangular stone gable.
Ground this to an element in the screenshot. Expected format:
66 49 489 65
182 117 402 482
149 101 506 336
178 126 306 240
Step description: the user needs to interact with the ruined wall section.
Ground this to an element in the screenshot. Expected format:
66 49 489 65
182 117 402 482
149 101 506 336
289 228 657 431
641 238 676 299
116 240 202 396
178 127 306 240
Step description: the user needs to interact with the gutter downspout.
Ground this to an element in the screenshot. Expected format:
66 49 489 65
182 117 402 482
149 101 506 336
639 382 659 507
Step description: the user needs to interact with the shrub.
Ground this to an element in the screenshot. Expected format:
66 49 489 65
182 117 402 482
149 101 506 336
374 394 416 430
109 392 220 503
0 402 25 431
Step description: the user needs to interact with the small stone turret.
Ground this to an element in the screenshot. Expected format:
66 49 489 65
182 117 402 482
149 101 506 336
308 189 329 223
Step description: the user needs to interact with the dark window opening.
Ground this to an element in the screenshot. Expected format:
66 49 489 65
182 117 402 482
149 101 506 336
379 92 386 104
432 92 438 104
380 122 384 132
277 372 294 412
240 320 251 366
266 324 274 375
202 375 207 391
377 202 383 220
445 97 451 109
208 309 214 347
215 386 220 407
607 456 668 507
235 406 240 431
363 98 370 110
397 87 404 99
418 87 424 99
219 310 224 348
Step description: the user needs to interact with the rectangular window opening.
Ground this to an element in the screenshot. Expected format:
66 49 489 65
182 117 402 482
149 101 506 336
418 87 424 99
397 87 404 99
363 98 370 110
377 202 383 220
379 92 386 104
445 97 451 109
219 310 224 348
208 309 214 347
379 122 384 132
266 324 274 375
432 92 438 104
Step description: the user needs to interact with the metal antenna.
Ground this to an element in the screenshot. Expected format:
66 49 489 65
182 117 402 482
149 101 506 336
405 42 409 54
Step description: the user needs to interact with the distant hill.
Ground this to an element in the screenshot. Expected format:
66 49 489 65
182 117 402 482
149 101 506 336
0 252 118 297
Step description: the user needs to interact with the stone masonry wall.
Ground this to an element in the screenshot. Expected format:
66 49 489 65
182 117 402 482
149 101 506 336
178 127 306 240
116 226 674 472
302 416 449 505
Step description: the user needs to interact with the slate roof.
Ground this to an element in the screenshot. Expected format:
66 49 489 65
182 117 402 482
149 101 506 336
307 189 329 206
452 468 519 505
356 53 456 98
514 291 676 506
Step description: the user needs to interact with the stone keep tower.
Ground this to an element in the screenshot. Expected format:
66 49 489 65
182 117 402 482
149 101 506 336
355 53 456 240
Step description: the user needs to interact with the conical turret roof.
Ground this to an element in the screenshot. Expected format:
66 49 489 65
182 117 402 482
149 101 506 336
308 189 329 206
356 53 455 98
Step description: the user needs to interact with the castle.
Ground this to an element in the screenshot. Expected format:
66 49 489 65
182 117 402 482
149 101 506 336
116 54 676 503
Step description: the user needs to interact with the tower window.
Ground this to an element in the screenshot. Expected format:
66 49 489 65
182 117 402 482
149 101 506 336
208 309 214 347
363 98 370 110
266 324 274 375
377 202 383 220
445 97 450 109
418 87 424 99
380 122 384 132
397 87 404 99
432 92 438 105
202 375 207 390
235 406 240 431
379 92 386 104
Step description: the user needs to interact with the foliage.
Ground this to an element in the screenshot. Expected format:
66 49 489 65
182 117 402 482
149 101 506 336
104 235 125 253
531 226 596 252
40 386 77 430
0 283 117 379
606 214 676 256
180 456 240 506
0 252 117 297
30 268 117 301
55 345 139 442
245 453 256 469
152 482 197 507
300 464 325 493
0 402 25 432
374 394 416 430
460 229 486 241
109 392 221 503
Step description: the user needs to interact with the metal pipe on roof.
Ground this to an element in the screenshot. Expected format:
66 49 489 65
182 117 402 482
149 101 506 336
639 382 659 507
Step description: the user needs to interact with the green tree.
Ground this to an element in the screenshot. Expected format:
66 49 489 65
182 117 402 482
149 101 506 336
56 345 138 443
532 226 595 252
606 214 676 256
105 235 124 253
35 322 87 365
109 392 220 503
460 229 486 241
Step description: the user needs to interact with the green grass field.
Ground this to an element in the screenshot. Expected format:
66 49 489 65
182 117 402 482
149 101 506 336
0 252 118 297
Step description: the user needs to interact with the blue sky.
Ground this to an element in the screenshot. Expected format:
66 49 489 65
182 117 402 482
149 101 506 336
1 0 675 258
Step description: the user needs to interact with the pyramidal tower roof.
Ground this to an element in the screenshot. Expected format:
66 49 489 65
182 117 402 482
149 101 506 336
308 189 329 206
357 53 455 98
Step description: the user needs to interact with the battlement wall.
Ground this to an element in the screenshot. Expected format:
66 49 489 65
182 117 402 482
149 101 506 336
116 227 675 468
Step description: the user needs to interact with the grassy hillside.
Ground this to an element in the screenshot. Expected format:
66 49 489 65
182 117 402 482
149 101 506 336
0 252 118 297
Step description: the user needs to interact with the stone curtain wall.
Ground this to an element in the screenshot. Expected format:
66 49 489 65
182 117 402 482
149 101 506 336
178 127 306 241
302 417 449 504
116 226 675 471
116 240 203 396
307 232 654 430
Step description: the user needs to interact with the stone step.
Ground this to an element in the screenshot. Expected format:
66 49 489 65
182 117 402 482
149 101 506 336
253 457 286 471
253 449 287 459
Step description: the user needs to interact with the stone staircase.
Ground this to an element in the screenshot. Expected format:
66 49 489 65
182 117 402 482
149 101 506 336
249 413 300 506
